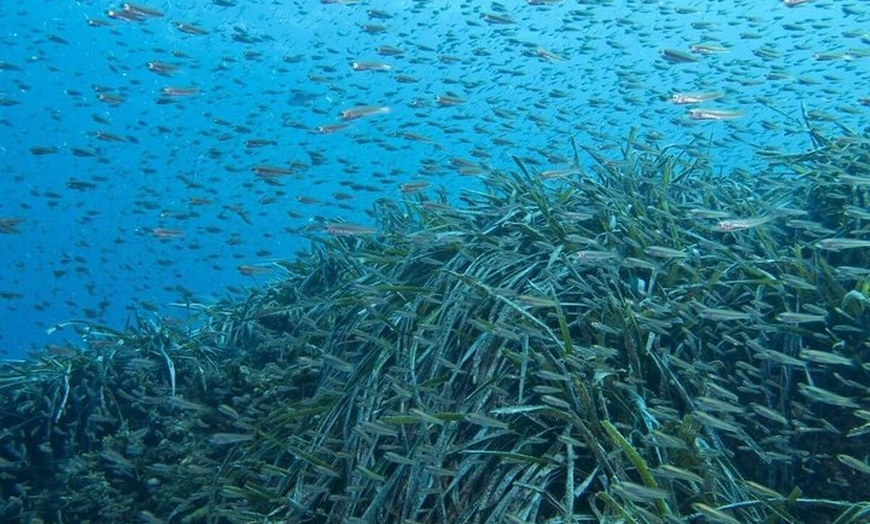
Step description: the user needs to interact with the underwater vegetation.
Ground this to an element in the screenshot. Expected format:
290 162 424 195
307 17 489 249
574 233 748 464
1 124 869 523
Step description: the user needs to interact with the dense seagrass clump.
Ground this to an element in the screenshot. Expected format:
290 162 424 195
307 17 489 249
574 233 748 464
1 130 869 523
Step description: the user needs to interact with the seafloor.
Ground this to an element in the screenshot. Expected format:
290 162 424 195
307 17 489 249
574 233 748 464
1 129 869 523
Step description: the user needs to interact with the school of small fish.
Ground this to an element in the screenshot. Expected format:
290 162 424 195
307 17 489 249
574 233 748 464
0 0 868 355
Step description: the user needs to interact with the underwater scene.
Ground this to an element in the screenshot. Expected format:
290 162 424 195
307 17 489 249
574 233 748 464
1 0 870 522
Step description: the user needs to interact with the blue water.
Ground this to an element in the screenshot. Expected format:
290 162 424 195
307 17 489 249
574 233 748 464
1 0 867 359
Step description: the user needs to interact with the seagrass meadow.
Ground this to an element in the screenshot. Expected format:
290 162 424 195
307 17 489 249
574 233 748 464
1 128 869 524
